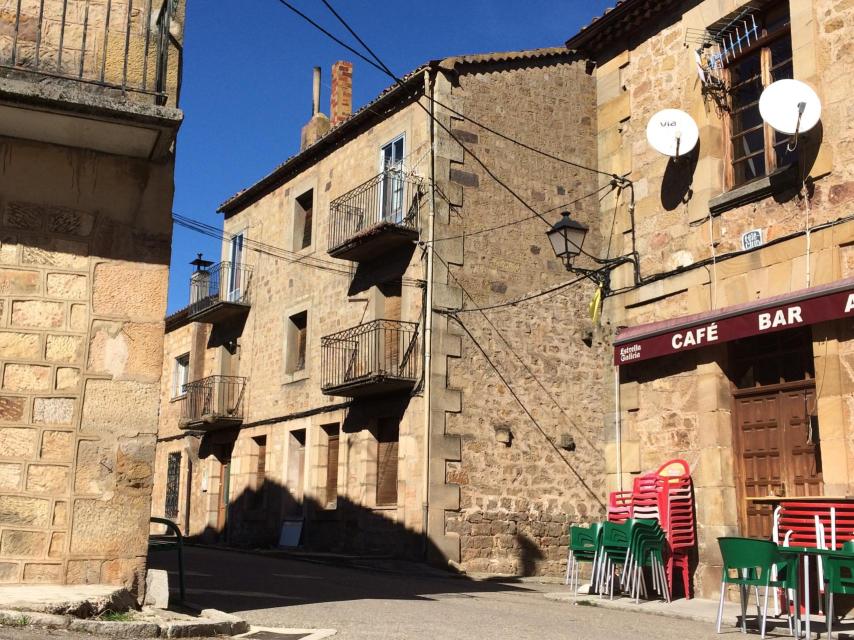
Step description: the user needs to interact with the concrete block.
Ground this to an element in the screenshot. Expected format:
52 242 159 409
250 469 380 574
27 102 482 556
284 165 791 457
143 569 169 610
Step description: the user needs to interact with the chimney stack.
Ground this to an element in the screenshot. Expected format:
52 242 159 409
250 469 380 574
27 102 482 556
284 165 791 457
330 61 353 127
300 66 330 151
311 66 321 116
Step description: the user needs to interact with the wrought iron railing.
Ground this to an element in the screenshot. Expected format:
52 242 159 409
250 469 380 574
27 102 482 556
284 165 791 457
188 261 252 318
328 169 423 253
1 0 177 105
180 375 246 426
321 320 420 391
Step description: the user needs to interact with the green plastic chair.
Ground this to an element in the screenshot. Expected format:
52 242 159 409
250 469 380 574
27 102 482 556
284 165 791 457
598 520 633 598
822 547 854 639
565 524 600 596
624 519 669 602
716 537 798 639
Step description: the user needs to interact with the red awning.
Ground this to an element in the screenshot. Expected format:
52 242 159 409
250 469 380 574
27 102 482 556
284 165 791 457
614 277 854 366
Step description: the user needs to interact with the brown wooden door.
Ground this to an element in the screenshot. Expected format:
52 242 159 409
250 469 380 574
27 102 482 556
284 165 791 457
734 383 822 538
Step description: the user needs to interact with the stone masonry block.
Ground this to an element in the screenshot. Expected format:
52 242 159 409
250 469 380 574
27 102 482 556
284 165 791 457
74 439 113 495
0 530 48 557
21 237 88 270
81 379 159 436
25 464 70 494
46 273 87 300
0 332 41 359
2 363 51 391
0 463 22 490
69 304 87 332
0 427 37 458
0 495 51 527
93 262 167 322
40 430 74 462
56 367 81 391
0 235 17 265
0 269 39 295
0 396 25 422
88 321 163 381
10 300 64 329
52 502 67 527
22 563 63 583
0 562 19 583
45 334 85 364
33 397 75 425
48 532 66 558
70 496 149 556
46 207 95 237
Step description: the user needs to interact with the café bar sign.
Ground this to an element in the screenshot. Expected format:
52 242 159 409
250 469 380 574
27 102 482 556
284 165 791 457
614 282 854 366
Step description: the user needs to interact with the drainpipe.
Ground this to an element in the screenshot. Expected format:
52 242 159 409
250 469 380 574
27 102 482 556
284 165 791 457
421 68 437 558
615 365 622 492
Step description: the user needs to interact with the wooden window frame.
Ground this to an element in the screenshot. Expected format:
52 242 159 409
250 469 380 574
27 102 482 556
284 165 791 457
322 423 340 509
294 189 314 252
723 7 794 190
172 353 189 399
375 418 400 507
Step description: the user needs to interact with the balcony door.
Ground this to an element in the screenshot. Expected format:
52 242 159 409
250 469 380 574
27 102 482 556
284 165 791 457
380 135 405 224
227 232 244 302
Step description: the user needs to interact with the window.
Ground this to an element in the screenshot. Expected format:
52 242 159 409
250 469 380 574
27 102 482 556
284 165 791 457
726 4 794 188
286 311 308 374
323 424 340 508
164 452 181 519
294 190 314 251
376 418 399 506
249 435 267 510
172 353 189 398
380 135 405 222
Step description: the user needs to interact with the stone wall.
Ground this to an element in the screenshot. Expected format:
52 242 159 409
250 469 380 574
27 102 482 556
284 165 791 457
0 134 173 589
429 58 608 576
593 0 854 598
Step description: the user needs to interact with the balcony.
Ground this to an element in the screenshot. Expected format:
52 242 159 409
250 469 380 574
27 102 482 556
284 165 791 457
327 169 424 262
321 320 420 398
180 375 246 431
1 0 175 105
187 262 252 324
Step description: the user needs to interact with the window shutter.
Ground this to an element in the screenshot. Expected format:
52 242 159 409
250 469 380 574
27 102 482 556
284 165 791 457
376 419 399 506
326 435 339 506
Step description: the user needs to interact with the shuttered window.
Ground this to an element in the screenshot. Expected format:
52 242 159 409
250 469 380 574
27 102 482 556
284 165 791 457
324 424 340 508
376 418 399 506
249 435 267 510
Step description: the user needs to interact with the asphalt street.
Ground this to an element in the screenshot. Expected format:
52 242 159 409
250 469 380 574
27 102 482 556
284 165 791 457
144 546 745 639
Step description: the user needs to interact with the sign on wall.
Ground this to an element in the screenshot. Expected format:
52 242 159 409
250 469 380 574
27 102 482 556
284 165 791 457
614 281 854 366
741 229 764 250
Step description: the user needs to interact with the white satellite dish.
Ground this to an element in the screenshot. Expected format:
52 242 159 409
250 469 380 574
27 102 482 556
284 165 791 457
646 109 699 158
759 79 821 136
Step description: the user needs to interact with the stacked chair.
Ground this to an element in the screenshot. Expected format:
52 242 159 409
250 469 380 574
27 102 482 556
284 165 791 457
565 523 601 595
566 459 697 601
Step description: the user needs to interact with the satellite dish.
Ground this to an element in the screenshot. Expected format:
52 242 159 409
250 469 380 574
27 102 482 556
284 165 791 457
759 79 821 136
646 109 699 158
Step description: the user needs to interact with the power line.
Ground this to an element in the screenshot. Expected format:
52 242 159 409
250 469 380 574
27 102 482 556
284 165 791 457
430 181 616 244
274 0 612 235
450 313 605 507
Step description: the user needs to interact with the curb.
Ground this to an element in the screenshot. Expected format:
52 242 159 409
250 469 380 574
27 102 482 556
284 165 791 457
543 592 730 625
0 607 249 637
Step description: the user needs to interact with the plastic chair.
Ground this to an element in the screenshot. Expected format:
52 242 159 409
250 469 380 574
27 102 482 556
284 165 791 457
565 524 600 596
716 537 798 639
598 520 633 599
623 519 670 602
822 546 854 639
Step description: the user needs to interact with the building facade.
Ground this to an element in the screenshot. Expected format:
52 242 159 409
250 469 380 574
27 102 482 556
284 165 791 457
152 50 610 576
570 0 854 598
0 0 185 591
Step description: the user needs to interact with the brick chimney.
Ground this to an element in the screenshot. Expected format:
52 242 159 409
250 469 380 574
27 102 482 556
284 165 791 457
300 66 330 151
330 61 353 127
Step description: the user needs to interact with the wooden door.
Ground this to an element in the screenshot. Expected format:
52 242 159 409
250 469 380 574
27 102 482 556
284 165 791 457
217 457 231 532
734 383 822 538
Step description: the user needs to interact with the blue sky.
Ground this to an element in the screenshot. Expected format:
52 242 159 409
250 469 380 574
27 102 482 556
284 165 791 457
168 0 613 312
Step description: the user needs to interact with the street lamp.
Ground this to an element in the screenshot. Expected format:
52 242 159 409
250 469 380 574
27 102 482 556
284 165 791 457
546 211 612 294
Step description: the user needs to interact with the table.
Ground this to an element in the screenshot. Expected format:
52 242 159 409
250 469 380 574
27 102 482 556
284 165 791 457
777 546 852 638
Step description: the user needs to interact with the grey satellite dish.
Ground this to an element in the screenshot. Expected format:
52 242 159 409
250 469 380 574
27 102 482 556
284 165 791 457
759 79 822 136
646 109 699 158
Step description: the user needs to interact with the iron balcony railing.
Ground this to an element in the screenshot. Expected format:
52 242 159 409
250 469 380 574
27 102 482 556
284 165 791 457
321 320 420 393
180 375 246 427
1 0 176 105
328 169 424 254
188 261 252 318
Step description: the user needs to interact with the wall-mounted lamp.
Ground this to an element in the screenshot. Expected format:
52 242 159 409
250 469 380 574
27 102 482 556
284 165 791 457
494 425 512 446
546 211 635 295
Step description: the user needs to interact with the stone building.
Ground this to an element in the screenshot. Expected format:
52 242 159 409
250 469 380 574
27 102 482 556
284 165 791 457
566 0 854 597
0 0 185 591
152 50 610 576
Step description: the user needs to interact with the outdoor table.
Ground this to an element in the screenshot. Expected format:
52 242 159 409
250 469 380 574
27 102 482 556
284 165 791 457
777 545 851 638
